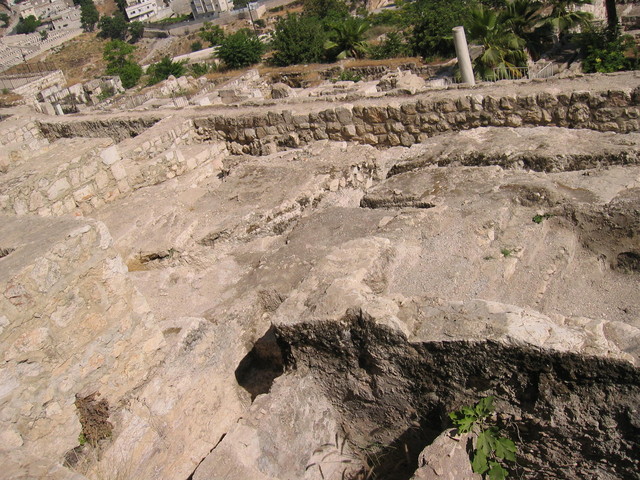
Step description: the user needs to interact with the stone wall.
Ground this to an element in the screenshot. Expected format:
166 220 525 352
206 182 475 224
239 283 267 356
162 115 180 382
0 117 48 151
0 215 165 469
1 118 227 217
38 117 161 143
193 84 640 155
12 70 67 101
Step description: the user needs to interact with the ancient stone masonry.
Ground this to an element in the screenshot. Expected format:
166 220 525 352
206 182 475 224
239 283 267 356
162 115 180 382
1 71 640 480
0 215 164 477
1 117 226 216
192 84 640 155
0 116 48 151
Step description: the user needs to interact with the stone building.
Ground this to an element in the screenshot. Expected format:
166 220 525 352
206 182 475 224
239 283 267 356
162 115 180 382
125 0 159 22
191 0 230 18
19 0 74 20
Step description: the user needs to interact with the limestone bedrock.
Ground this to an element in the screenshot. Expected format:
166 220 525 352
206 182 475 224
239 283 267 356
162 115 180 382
0 71 639 480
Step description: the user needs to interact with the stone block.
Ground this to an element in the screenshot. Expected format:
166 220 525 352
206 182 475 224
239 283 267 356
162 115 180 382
73 184 95 203
47 178 71 201
110 162 127 181
100 146 120 166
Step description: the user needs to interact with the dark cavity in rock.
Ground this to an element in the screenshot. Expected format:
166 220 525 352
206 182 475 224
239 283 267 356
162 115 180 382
273 309 640 480
235 326 285 401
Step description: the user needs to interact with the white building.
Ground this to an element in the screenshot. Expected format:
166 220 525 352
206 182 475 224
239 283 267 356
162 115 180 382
125 0 159 22
191 0 230 18
49 7 81 30
19 0 74 21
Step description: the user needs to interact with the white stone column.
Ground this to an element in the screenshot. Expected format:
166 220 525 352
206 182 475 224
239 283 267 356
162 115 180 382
452 26 475 86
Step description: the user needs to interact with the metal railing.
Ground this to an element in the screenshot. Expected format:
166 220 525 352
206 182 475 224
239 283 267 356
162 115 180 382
489 61 558 81
531 61 557 79
489 66 529 81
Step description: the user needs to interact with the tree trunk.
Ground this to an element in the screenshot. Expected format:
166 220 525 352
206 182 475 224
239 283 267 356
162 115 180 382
605 0 619 31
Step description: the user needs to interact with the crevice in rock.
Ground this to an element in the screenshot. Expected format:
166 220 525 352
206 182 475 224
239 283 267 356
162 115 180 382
274 309 640 480
388 151 640 178
616 251 640 273
360 195 435 210
126 249 181 271
185 433 227 480
0 247 15 259
37 118 161 143
235 326 285 401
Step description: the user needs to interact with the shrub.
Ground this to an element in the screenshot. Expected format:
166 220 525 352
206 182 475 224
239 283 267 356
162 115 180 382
370 31 411 59
118 61 143 88
199 22 225 46
103 40 142 89
270 14 326 66
189 62 210 77
147 56 187 85
191 40 203 52
98 13 128 41
579 26 639 73
217 29 264 69
17 15 40 34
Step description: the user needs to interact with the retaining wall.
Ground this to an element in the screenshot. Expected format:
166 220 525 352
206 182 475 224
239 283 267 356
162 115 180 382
192 85 640 155
1 118 226 217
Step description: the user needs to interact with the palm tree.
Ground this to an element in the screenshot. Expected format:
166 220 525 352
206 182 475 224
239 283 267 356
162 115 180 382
324 17 370 60
604 0 619 32
545 0 594 41
501 0 552 58
466 6 528 80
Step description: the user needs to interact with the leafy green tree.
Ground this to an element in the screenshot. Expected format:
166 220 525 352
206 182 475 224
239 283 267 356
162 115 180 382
80 0 99 32
409 0 469 59
103 40 142 88
115 0 127 14
118 61 143 88
465 6 528 80
0 12 10 28
324 16 370 61
270 14 326 66
128 21 144 43
199 22 225 46
217 29 264 69
98 12 129 41
16 15 40 34
234 0 249 8
147 56 187 85
104 39 135 70
303 0 348 21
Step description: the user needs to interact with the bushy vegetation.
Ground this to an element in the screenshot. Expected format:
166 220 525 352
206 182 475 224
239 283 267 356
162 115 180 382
271 14 327 66
146 56 187 85
103 40 142 88
217 29 264 69
98 12 144 43
578 25 639 73
80 0 99 32
199 22 225 46
16 15 40 34
263 0 638 77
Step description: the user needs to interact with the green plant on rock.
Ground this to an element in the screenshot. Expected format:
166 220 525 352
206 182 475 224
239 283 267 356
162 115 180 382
532 213 553 224
449 396 517 480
